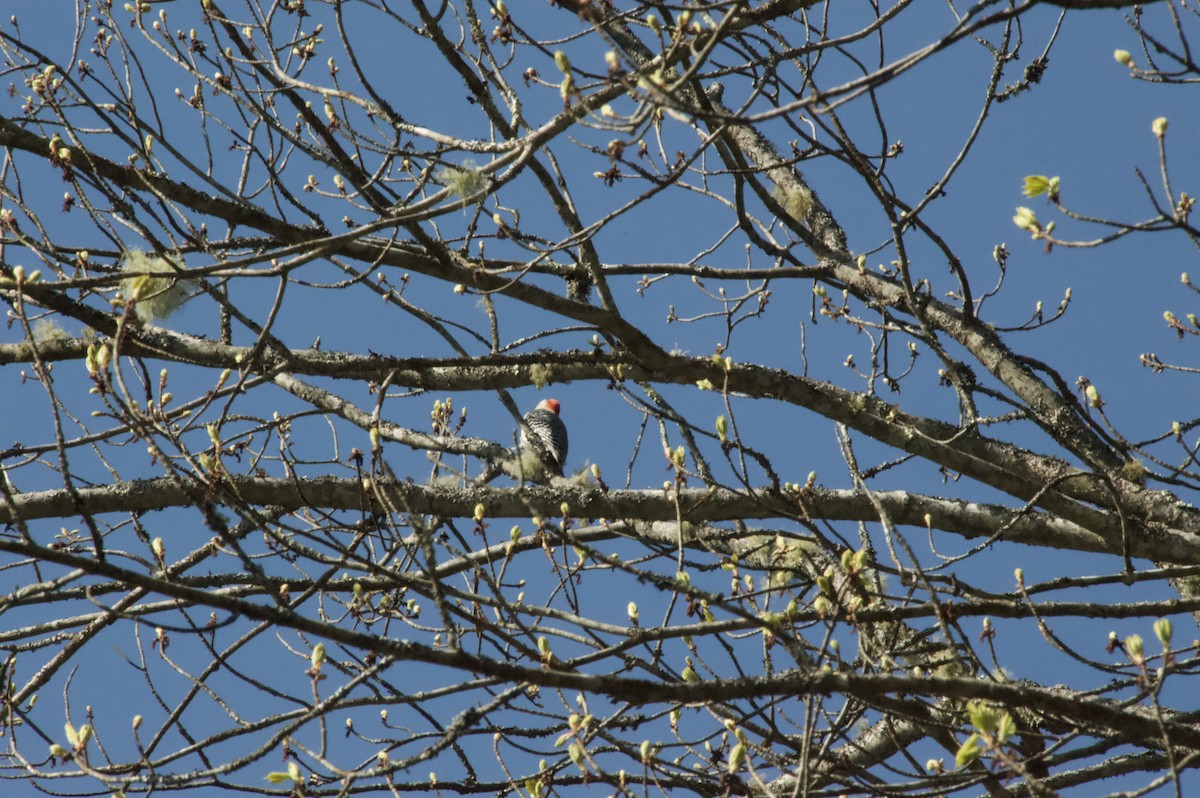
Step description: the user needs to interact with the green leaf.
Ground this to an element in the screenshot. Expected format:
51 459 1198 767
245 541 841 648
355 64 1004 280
997 711 1017 743
955 734 982 768
967 701 997 734
1022 175 1050 197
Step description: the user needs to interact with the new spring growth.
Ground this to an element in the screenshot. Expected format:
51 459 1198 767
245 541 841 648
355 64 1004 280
553 51 571 75
627 601 639 623
672 445 687 469
151 537 165 562
1125 634 1145 665
1152 117 1168 138
474 503 485 523
1154 618 1173 647
310 642 326 672
646 13 661 34
1085 384 1102 408
727 741 746 773
568 742 586 770
840 548 869 576
1021 175 1060 199
1114 49 1134 67
1012 206 1039 232
266 762 301 785
716 414 727 442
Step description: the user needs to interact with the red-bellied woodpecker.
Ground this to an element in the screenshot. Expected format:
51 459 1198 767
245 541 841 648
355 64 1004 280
520 398 568 477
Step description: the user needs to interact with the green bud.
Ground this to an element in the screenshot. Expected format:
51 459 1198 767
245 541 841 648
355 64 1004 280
1154 618 1173 647
727 741 746 772
1012 206 1039 231
852 549 869 571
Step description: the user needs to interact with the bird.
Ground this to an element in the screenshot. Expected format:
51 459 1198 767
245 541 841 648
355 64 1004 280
520 398 568 478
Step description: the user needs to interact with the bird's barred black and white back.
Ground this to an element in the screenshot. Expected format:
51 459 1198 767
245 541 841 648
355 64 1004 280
521 398 568 477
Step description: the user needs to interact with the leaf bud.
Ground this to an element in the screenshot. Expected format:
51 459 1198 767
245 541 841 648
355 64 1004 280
1125 633 1144 663
1154 617 1173 647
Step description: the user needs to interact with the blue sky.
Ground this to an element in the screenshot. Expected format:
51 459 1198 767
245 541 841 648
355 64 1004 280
2 2 1199 795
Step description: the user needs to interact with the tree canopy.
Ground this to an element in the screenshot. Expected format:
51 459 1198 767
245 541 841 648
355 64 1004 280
2 0 1199 796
